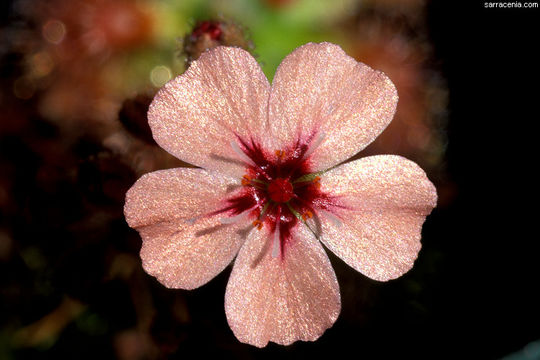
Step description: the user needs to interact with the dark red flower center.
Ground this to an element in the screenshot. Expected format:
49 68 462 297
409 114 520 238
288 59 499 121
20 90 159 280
213 133 339 259
267 178 293 203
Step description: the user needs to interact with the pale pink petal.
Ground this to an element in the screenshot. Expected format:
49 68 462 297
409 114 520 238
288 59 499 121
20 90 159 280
148 46 270 177
124 168 246 289
267 42 397 170
225 226 341 347
319 155 437 281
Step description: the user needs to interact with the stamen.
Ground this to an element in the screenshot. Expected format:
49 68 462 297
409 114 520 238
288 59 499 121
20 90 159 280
241 175 267 190
230 141 257 167
313 176 321 189
251 178 268 185
241 175 251 186
292 171 324 184
287 202 319 240
252 220 263 230
275 149 285 161
301 210 313 221
291 176 322 191
302 131 326 160
258 202 270 220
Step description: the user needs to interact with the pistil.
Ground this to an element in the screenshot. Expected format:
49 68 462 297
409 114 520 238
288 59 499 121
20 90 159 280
267 178 294 203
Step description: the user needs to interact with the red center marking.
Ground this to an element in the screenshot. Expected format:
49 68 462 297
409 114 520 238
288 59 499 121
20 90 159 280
216 136 337 259
267 178 294 203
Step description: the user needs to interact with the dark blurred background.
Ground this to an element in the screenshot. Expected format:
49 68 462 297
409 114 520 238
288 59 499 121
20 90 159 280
1 0 538 359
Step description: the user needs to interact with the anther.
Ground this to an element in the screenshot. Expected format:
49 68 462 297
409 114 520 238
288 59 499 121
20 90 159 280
252 220 263 230
302 210 313 221
275 149 285 160
313 176 321 189
241 175 251 186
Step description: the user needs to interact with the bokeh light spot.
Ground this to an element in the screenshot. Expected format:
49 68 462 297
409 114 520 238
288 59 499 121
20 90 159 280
42 19 66 44
150 65 171 87
30 51 55 78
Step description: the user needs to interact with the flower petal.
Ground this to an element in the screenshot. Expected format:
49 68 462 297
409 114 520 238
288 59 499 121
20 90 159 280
225 225 341 347
124 168 246 289
319 155 437 281
268 42 397 171
148 47 270 176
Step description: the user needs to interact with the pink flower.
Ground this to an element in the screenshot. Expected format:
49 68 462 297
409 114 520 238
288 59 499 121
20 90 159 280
124 42 437 347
